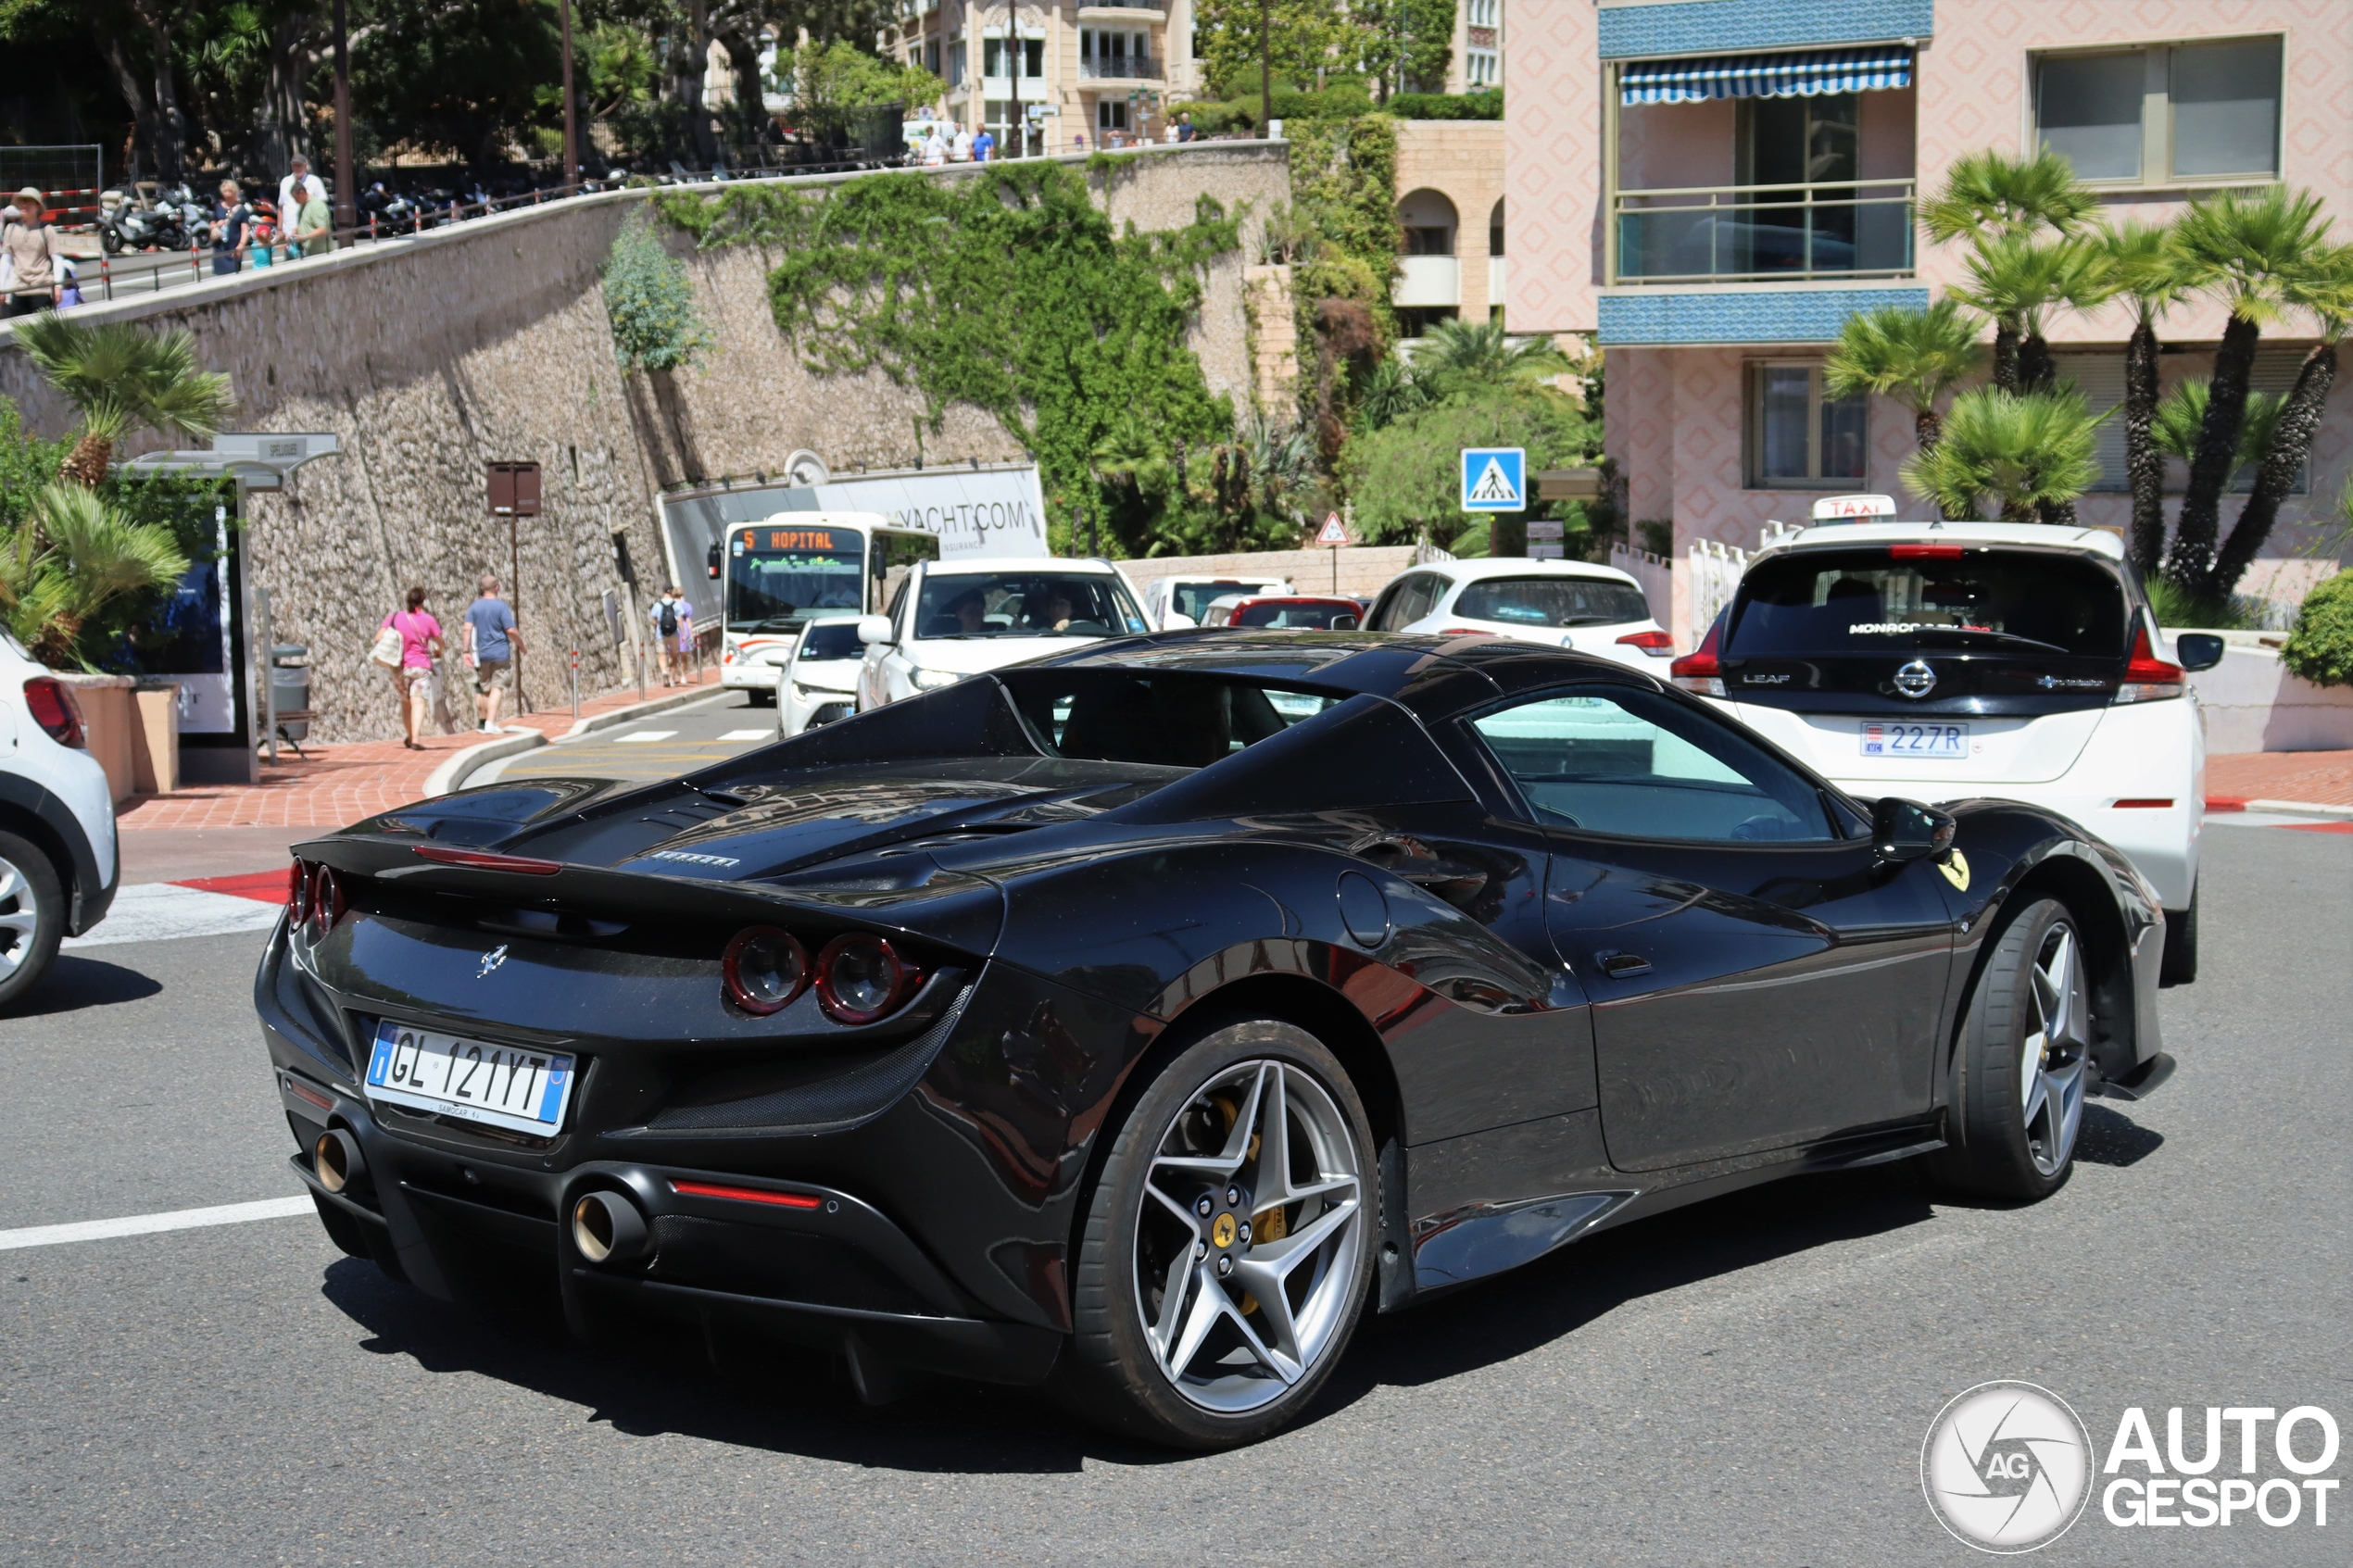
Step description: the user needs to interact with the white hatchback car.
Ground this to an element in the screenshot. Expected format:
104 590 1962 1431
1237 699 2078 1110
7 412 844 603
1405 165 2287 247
1673 516 2221 983
0 632 120 1008
1362 557 1672 669
774 615 866 737
856 556 1150 710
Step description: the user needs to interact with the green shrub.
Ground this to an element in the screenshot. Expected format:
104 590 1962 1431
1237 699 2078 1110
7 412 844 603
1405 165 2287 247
1380 91 1503 120
2143 573 2245 630
2281 570 2353 688
602 212 712 373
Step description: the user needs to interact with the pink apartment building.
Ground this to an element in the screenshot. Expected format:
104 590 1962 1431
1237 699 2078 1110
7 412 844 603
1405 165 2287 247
1506 0 2353 645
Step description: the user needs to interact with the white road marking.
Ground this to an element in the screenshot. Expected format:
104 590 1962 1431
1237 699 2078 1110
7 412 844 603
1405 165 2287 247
63 884 282 949
611 730 677 744
0 1197 315 1251
718 729 772 741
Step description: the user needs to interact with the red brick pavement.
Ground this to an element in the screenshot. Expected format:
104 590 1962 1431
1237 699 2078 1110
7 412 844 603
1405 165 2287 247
117 670 722 832
2206 750 2353 810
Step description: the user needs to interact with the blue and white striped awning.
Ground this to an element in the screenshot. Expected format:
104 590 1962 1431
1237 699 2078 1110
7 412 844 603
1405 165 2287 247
1620 46 1914 106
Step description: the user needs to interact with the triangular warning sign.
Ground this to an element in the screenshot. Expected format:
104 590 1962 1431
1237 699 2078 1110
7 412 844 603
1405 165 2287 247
1466 457 1520 505
1315 513 1350 546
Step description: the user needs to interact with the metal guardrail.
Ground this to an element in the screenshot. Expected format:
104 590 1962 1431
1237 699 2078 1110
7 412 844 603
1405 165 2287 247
1612 177 1915 284
1080 57 1164 80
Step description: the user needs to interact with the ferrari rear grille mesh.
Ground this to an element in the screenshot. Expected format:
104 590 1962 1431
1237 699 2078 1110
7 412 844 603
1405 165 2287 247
647 984 975 1134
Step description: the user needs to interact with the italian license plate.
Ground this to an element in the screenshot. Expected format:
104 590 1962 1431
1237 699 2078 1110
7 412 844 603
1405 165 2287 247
364 1020 576 1135
1861 721 1969 759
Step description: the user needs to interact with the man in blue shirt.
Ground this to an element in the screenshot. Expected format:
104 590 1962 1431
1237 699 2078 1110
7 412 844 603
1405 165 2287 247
463 573 523 732
971 126 996 162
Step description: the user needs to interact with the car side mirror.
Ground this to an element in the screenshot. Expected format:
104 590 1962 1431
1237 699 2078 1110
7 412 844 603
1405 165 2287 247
2174 632 2225 672
855 615 894 646
1871 797 1956 864
1164 611 1196 629
1332 614 1361 631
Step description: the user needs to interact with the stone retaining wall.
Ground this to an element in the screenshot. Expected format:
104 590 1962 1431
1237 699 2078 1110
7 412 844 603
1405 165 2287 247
0 142 1288 744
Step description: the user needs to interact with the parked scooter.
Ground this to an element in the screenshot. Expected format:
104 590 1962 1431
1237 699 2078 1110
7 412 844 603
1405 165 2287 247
99 187 185 253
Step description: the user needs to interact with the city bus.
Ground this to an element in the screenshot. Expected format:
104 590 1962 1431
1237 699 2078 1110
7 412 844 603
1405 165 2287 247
711 513 941 703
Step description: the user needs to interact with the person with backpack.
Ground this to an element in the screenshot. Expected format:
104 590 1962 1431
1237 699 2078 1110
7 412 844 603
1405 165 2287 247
3 187 60 317
648 586 685 686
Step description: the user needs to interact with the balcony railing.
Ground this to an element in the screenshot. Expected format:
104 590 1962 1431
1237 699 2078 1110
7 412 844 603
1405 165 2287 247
1080 56 1162 80
1393 256 1460 307
1610 179 1914 284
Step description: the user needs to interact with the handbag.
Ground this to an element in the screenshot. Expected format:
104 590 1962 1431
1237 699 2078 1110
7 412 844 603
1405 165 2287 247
369 622 405 670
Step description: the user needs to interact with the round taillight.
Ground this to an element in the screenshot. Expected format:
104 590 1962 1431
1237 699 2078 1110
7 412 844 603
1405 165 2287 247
814 934 919 1024
287 859 311 926
308 864 342 939
722 925 810 1015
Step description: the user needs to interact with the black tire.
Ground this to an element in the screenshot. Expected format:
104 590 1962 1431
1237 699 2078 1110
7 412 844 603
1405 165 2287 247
1052 1019 1377 1449
1920 897 2091 1202
747 688 777 709
100 227 124 256
0 832 67 1012
2159 884 2197 987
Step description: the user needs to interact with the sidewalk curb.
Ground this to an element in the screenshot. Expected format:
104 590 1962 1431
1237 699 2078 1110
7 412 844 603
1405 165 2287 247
560 684 731 738
2245 797 2353 820
422 731 547 797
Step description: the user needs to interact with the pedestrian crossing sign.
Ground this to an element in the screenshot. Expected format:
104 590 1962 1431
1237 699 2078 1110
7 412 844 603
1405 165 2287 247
1461 447 1526 512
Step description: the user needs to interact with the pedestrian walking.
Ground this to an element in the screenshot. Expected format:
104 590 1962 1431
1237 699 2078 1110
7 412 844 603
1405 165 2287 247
921 124 948 166
248 202 279 268
971 125 995 163
462 573 523 733
648 586 686 686
1176 111 1196 144
950 123 975 162
381 587 444 749
209 180 251 276
291 184 334 257
277 156 327 239
2 187 60 317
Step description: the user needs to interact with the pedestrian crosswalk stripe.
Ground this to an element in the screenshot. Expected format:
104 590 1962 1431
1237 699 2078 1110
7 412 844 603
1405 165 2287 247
0 1197 316 1251
612 730 677 743
719 729 772 741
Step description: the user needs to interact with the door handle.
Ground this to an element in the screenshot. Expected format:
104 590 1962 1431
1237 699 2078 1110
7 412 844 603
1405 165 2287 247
1596 950 1652 978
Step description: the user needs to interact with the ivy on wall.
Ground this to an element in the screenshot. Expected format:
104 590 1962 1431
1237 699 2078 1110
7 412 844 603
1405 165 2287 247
657 164 1244 552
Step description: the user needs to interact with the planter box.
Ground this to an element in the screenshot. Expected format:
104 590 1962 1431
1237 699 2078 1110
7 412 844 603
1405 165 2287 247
53 673 182 801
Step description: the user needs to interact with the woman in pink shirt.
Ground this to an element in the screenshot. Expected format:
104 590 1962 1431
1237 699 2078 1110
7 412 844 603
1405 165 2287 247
384 586 444 748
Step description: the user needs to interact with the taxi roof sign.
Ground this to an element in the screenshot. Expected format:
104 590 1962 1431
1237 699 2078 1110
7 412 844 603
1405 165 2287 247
1810 494 1898 522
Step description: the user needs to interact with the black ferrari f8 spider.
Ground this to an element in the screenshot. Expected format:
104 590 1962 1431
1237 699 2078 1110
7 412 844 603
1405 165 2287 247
258 632 2175 1447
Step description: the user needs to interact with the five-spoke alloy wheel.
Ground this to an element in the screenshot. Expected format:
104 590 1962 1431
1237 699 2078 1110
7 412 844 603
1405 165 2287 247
1056 1019 1376 1448
1923 897 2091 1201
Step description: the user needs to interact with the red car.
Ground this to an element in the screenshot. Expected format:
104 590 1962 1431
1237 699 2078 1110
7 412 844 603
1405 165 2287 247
1200 595 1364 630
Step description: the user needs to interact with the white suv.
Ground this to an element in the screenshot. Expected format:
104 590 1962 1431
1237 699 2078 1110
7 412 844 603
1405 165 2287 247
0 633 120 1008
1674 518 2220 983
857 556 1150 709
1363 557 1673 670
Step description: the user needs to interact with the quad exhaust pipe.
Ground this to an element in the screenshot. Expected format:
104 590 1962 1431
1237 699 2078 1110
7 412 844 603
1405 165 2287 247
313 1129 367 1195
573 1189 650 1264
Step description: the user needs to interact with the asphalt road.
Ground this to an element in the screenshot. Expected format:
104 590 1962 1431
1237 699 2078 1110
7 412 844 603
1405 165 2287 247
484 690 777 788
2 819 2346 1565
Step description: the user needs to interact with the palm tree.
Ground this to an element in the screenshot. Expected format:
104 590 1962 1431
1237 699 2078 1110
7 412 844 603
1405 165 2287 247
1900 386 2104 523
0 483 189 668
2149 379 2285 471
2098 219 2194 570
1919 148 2101 247
1823 298 1984 453
2162 185 2334 594
2212 243 2353 596
11 316 235 489
1949 232 2111 393
1410 317 1567 395
1353 353 1428 433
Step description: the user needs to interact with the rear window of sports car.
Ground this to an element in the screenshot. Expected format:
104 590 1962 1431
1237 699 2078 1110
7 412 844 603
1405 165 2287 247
1001 670 1342 769
1727 548 2129 659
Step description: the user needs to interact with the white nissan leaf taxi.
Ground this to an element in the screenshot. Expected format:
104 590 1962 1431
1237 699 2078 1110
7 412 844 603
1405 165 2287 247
1672 496 2222 985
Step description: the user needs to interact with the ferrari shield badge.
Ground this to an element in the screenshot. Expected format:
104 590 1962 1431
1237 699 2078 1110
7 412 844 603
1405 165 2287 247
1937 849 1971 892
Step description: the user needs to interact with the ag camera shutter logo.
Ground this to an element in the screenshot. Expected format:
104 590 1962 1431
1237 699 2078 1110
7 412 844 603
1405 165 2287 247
1922 1381 2093 1552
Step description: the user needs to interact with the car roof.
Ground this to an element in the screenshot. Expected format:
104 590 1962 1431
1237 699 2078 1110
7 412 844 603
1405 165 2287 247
1018 629 1648 713
1755 521 2128 561
926 555 1124 576
1209 594 1360 607
1417 557 1645 588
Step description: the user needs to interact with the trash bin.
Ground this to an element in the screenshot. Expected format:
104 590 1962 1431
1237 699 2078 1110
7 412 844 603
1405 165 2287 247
270 642 310 742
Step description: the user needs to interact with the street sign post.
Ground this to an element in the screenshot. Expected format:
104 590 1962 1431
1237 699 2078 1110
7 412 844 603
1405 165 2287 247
1460 448 1526 512
1316 510 1351 592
